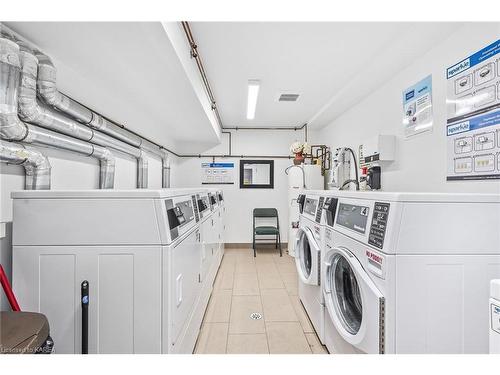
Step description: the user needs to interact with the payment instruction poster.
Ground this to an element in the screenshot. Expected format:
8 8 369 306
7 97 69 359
402 75 433 138
446 39 500 181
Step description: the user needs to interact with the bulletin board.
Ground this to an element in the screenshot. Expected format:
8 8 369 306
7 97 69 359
201 163 235 185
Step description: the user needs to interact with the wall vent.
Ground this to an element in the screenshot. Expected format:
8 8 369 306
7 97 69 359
278 93 300 102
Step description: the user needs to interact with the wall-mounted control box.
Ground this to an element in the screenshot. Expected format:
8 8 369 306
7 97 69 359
362 135 396 163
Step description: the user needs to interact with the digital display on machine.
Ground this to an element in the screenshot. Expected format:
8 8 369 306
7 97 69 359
303 198 318 216
336 203 370 234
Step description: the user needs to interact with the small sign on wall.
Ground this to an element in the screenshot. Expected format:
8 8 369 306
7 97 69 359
201 163 235 185
402 75 433 138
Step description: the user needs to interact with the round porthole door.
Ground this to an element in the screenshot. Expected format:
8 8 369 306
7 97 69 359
323 246 385 353
294 227 320 285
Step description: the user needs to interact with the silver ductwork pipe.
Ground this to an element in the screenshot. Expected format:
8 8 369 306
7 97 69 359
161 151 171 188
0 38 28 141
16 48 147 189
23 124 115 189
0 139 51 190
36 54 163 157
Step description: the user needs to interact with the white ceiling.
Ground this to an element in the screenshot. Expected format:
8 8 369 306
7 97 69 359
190 22 464 129
5 22 221 153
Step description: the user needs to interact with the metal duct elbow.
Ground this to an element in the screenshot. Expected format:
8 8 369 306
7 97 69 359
137 150 148 189
92 146 115 189
0 139 51 190
0 38 28 141
161 151 171 188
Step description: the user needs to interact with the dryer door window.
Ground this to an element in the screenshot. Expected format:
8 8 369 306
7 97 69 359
298 229 312 278
330 253 362 335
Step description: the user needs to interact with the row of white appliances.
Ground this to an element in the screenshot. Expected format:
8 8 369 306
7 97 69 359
295 190 500 353
11 188 226 354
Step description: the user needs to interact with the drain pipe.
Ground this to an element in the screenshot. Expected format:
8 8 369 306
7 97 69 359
16 47 147 189
0 140 51 190
36 54 162 158
161 151 171 188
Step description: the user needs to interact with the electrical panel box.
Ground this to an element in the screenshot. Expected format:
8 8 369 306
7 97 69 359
362 135 396 163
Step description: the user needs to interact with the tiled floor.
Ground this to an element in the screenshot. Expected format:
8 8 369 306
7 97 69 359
195 247 328 354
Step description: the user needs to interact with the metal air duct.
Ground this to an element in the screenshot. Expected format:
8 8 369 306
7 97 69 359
0 140 51 190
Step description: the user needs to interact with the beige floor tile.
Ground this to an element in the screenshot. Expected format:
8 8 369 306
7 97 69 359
204 289 232 323
227 334 269 354
214 269 235 290
256 260 278 273
260 289 298 322
280 272 299 296
235 258 256 274
273 253 295 263
233 272 260 295
277 261 298 275
305 333 328 354
229 295 265 334
258 272 285 290
266 322 312 354
290 296 315 333
195 323 228 354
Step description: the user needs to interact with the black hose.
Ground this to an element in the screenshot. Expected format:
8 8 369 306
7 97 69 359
346 147 360 191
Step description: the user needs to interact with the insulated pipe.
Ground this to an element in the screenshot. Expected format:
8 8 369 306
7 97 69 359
16 49 146 189
35 54 163 157
22 124 115 189
161 151 171 188
0 38 28 141
0 139 51 190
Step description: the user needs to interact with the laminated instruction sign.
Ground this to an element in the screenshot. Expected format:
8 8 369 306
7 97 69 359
446 39 500 181
201 162 235 184
402 75 433 138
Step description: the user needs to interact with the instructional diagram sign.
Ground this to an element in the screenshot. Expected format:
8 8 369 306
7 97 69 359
446 39 500 181
402 75 433 138
201 162 235 184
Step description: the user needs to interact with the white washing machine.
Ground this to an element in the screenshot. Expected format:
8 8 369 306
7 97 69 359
208 191 221 279
216 190 226 262
490 280 500 354
322 191 500 354
11 189 207 354
196 190 215 297
295 191 326 343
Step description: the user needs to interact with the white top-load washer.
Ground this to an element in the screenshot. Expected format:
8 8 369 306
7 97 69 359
295 190 326 343
490 280 500 354
322 191 500 354
216 190 226 260
208 191 221 275
196 190 216 290
11 189 212 354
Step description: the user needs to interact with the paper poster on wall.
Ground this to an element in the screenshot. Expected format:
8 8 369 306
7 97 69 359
201 163 235 184
402 75 433 138
446 39 500 181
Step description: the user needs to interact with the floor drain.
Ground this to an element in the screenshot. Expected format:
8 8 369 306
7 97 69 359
249 312 263 320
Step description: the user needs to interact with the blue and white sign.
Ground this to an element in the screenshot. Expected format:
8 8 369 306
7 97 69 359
201 162 235 184
446 39 500 181
402 75 433 138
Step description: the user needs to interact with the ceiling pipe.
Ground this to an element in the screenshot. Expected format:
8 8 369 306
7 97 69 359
0 37 115 189
0 140 51 190
161 151 171 188
16 47 147 189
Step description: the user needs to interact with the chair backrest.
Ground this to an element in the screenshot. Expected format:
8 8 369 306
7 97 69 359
253 208 278 218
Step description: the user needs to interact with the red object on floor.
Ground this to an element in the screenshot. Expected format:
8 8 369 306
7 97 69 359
0 264 21 311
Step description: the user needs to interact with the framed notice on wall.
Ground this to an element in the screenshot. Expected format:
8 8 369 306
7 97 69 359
402 75 433 138
239 160 274 189
201 163 235 185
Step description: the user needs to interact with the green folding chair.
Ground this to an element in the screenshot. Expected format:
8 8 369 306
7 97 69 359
252 208 282 257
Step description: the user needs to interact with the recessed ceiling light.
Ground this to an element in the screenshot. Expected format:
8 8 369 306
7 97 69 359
246 80 260 120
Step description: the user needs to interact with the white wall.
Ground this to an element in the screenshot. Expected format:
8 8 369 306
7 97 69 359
0 147 163 310
171 129 307 244
311 23 500 194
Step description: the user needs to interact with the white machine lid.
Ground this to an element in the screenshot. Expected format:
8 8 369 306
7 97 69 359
11 188 209 199
303 190 500 203
492 280 500 300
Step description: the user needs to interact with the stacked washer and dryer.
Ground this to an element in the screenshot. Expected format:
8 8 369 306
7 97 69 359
11 188 226 354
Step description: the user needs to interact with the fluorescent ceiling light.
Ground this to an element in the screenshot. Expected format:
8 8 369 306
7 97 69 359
246 80 260 120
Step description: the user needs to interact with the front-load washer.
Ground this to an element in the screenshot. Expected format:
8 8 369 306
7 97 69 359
490 280 500 353
208 191 221 281
322 191 500 354
295 191 326 343
217 190 226 261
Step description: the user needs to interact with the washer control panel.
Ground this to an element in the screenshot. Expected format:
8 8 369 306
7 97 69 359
368 202 390 249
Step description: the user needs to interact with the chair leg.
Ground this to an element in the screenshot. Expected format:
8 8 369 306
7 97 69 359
253 233 256 257
278 233 282 257
275 235 278 249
